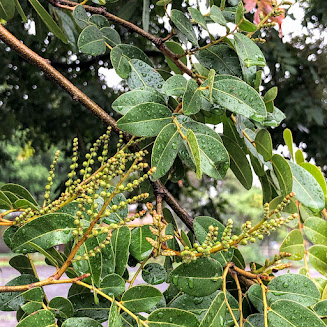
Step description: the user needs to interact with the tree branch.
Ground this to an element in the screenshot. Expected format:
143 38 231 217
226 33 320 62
0 24 194 231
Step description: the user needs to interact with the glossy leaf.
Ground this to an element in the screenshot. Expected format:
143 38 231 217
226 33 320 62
1 183 38 206
100 273 125 296
78 25 106 56
110 45 152 79
151 123 182 180
186 129 202 179
244 314 264 327
247 284 264 313
283 128 294 159
267 274 320 306
183 79 202 115
62 317 102 327
304 217 327 245
100 27 121 47
73 5 89 29
117 102 172 137
122 285 162 313
149 308 199 327
169 257 223 296
235 1 257 32
222 135 252 190
111 225 131 276
234 33 266 68
0 0 15 20
309 245 327 277
289 161 325 213
199 291 226 327
108 301 123 327
9 255 35 275
300 162 327 197
170 9 199 47
211 78 267 121
162 75 187 97
112 87 166 115
188 7 208 31
272 154 293 196
165 41 187 74
280 229 305 260
130 225 155 261
10 213 75 253
103 188 128 224
295 149 305 164
48 296 74 318
142 263 167 285
313 300 327 317
196 45 242 76
268 299 325 326
210 5 227 26
14 0 27 22
255 129 273 161
16 310 55 327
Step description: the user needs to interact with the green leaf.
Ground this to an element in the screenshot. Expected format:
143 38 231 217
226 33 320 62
267 274 320 307
207 69 215 103
108 301 123 327
244 314 264 327
170 9 199 47
255 129 273 161
16 310 55 327
49 297 74 319
110 45 152 79
283 128 294 160
14 0 27 22
304 217 327 245
73 5 88 29
234 33 266 68
1 183 38 206
151 123 182 180
9 213 75 253
100 27 121 47
122 285 162 313
247 284 264 313
117 102 172 137
268 300 325 326
142 263 167 285
280 229 305 260
78 25 106 56
100 274 125 296
102 188 128 224
295 149 305 164
169 257 223 296
0 0 15 20
196 45 242 76
110 226 131 276
222 135 252 190
263 87 278 102
88 14 109 28
130 225 155 261
165 41 187 74
142 0 150 32
149 308 199 327
112 87 166 115
128 59 165 91
235 2 257 32
186 129 202 179
183 79 202 115
289 161 325 213
309 245 327 277
28 0 68 43
199 291 226 327
62 317 102 327
210 78 267 121
188 7 208 31
210 6 227 26
9 255 35 275
313 300 327 317
162 75 187 97
272 154 293 196
300 162 327 197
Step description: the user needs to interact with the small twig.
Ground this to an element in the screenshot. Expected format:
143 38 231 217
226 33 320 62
128 253 152 288
258 278 269 327
231 270 243 327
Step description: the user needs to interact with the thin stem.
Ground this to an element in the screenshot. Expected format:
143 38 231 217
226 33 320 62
231 271 243 327
129 253 152 288
259 279 269 327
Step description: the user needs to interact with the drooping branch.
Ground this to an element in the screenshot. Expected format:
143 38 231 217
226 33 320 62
0 24 194 231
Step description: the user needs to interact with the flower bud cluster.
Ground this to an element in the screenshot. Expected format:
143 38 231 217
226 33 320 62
44 150 60 204
65 138 79 191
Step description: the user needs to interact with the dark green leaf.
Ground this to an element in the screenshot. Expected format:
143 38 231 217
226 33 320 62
130 225 155 261
169 257 223 296
247 284 264 313
78 25 106 56
108 301 123 327
0 0 15 20
283 128 294 160
62 317 102 327
28 0 68 43
9 255 35 275
313 300 327 317
142 263 167 285
165 41 187 74
73 5 88 29
309 245 327 277
235 2 257 32
1 183 38 206
16 310 55 327
100 27 121 47
304 217 327 245
272 154 293 196
264 87 278 102
234 33 266 68
148 308 199 327
244 314 264 327
199 291 226 327
210 6 227 26
289 161 325 213
170 9 199 47
188 7 208 31
49 297 74 318
14 0 27 22
162 75 187 97
255 129 273 161
100 273 125 296
117 102 172 137
182 79 202 115
222 135 252 190
280 229 305 260
186 129 202 179
122 285 162 313
300 162 327 197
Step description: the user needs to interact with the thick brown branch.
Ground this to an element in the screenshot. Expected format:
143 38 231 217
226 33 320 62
0 24 194 231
